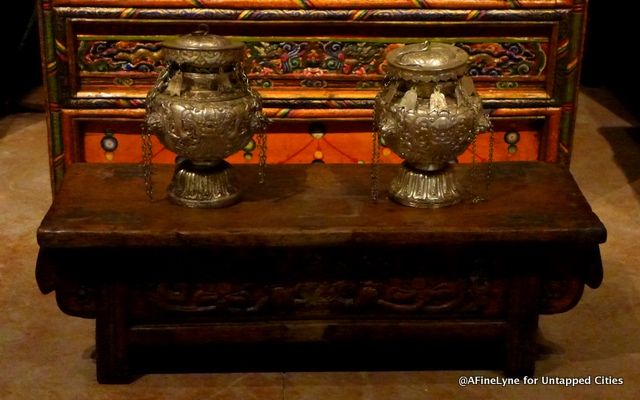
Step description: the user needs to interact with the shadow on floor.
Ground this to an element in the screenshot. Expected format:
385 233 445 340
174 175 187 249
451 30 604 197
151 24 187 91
598 127 640 198
581 86 640 199
581 87 640 126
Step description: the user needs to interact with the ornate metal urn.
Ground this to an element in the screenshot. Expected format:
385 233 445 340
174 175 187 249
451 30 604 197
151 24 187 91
144 29 267 208
375 42 490 207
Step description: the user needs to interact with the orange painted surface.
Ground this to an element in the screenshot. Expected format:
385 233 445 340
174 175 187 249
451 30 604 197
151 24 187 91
83 130 539 165
459 129 540 163
84 133 403 165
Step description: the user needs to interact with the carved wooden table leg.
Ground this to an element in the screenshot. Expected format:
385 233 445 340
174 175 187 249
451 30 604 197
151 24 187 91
505 272 540 377
96 281 131 384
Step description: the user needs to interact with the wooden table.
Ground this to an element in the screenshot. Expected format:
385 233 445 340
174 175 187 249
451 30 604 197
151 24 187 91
36 162 606 383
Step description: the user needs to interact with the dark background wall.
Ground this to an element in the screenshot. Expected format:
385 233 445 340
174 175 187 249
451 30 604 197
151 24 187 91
1 1 42 115
582 2 632 107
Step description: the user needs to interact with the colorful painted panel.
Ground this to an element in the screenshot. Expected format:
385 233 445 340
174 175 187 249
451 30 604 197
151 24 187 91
246 41 388 79
460 43 546 77
78 41 162 73
248 40 546 79
77 39 547 89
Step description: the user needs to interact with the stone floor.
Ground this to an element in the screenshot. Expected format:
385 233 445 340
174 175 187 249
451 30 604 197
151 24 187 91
1 88 638 398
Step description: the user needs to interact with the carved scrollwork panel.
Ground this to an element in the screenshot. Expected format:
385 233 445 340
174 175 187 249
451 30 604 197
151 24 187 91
134 273 505 321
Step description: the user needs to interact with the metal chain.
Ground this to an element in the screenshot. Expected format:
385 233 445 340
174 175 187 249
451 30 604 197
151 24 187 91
140 64 176 201
485 122 495 196
470 116 495 204
141 124 154 201
257 128 267 184
146 64 174 108
238 64 268 184
370 126 381 202
470 135 483 204
370 77 394 202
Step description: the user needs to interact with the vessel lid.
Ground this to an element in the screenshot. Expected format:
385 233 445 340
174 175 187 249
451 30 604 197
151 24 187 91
163 31 244 52
162 26 244 67
386 42 469 81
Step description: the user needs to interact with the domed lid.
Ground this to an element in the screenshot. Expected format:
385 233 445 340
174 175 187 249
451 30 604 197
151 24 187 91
163 31 244 52
162 26 245 68
386 41 469 81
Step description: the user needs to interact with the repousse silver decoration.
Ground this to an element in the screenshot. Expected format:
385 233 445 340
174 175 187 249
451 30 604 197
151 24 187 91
145 28 268 208
375 41 490 208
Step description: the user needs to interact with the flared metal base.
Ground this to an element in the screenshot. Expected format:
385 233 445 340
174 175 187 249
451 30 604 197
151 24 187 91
167 160 241 208
389 162 462 208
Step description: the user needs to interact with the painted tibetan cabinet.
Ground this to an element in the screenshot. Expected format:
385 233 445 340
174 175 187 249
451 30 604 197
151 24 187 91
38 0 588 192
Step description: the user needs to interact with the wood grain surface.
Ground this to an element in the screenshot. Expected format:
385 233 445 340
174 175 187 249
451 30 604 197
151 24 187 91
37 162 606 248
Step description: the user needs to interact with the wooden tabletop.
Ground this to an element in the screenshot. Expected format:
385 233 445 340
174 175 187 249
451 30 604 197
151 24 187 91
37 162 606 248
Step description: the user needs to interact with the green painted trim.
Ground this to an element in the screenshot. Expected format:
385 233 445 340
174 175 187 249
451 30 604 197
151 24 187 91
563 73 577 103
46 74 58 104
50 111 63 157
43 10 59 104
557 6 585 159
561 9 583 103
560 110 573 146
43 11 54 63
54 163 65 193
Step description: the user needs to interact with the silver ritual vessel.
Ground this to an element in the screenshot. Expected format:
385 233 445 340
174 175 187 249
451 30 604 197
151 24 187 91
145 30 267 208
375 41 490 207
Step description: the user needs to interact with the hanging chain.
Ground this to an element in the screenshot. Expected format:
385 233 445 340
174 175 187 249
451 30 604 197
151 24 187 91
257 127 267 184
370 125 381 202
470 135 483 204
470 114 494 204
485 122 495 196
141 124 154 201
140 64 175 201
238 64 268 184
370 92 383 202
370 77 394 202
